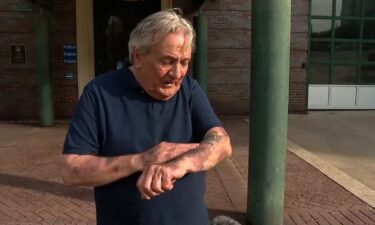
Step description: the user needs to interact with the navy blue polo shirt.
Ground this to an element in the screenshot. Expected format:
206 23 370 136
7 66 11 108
63 65 221 225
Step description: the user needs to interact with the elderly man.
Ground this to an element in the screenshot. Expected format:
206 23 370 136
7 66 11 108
61 9 232 225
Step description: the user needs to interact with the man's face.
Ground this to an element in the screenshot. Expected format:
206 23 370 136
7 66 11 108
133 32 192 101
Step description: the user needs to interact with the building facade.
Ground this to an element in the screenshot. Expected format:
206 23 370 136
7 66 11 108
308 0 375 109
0 0 373 121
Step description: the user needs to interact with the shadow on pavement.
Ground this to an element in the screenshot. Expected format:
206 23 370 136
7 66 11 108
0 173 249 223
0 172 94 202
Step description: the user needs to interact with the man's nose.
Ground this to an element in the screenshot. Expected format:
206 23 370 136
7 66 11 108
170 64 182 79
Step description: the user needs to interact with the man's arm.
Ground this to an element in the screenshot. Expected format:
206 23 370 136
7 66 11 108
174 127 232 173
137 127 232 199
61 142 199 187
61 154 141 187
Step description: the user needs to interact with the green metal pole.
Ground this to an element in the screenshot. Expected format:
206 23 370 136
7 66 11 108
247 0 291 224
36 8 54 126
193 10 208 92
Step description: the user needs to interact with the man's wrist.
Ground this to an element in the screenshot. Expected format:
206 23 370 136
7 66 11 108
131 153 145 172
172 155 195 174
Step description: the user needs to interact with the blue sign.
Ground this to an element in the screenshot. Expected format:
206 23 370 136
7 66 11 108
63 44 77 64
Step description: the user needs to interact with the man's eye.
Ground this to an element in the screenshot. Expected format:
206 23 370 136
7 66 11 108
161 61 171 66
181 61 189 66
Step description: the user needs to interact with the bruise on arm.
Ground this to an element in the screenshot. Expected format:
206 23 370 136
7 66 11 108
171 127 231 173
62 154 142 187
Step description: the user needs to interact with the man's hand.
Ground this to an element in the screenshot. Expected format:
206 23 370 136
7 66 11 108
136 127 232 200
140 142 199 169
136 162 187 200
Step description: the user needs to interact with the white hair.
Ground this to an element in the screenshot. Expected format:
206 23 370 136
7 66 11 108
128 8 196 63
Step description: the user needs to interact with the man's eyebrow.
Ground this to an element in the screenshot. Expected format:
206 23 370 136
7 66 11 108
161 55 191 61
161 55 177 61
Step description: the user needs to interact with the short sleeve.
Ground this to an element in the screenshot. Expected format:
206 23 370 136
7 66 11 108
63 85 100 155
191 80 222 141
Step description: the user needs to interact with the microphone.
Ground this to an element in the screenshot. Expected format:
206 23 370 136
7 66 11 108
211 215 242 225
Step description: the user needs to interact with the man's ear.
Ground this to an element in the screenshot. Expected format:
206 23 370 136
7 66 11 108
132 48 142 69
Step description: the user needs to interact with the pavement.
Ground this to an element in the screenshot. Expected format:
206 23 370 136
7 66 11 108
0 112 374 225
288 111 375 190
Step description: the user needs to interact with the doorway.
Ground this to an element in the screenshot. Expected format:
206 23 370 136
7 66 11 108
93 0 160 75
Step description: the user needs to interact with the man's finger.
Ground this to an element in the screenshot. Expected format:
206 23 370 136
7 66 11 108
179 143 199 150
136 172 149 199
161 168 174 191
151 167 164 194
137 166 159 200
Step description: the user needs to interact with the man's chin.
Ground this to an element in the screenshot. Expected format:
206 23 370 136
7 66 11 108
158 89 178 101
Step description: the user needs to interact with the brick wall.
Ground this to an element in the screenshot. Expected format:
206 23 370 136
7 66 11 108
290 0 308 112
0 0 77 120
0 0 307 121
51 0 78 119
202 0 251 115
0 0 38 120
202 0 308 114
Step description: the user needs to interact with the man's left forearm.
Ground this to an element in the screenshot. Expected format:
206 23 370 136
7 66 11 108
173 126 232 173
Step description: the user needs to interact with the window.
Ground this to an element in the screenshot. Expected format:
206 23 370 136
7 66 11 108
308 0 375 85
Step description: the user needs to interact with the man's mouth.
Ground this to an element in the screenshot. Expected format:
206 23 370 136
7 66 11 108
161 81 176 88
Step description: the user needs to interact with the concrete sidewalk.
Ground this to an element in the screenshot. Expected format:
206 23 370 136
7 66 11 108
288 111 375 210
288 111 375 190
0 118 374 225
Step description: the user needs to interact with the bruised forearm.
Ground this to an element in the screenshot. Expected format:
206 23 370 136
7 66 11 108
171 127 232 173
61 143 199 187
61 154 143 187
